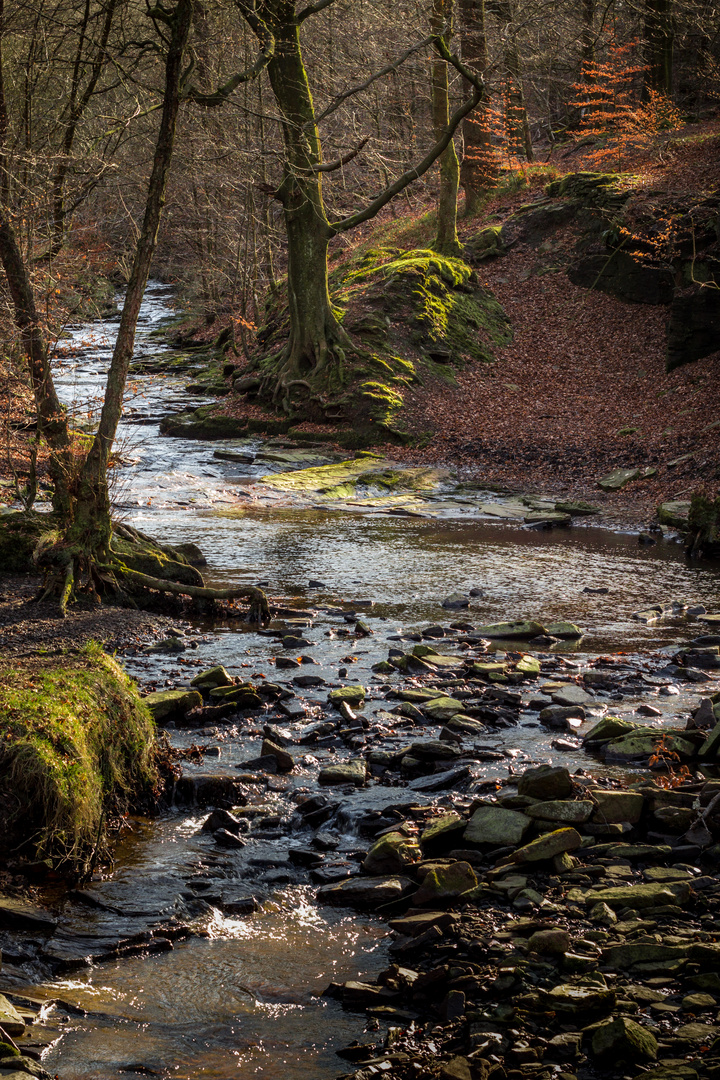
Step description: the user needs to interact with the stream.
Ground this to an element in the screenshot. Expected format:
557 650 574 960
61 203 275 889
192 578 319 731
5 283 720 1080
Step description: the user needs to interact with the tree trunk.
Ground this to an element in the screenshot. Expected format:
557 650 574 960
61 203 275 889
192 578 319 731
458 0 495 214
490 0 532 161
68 0 193 562
50 0 118 256
262 4 350 409
431 0 463 256
644 0 674 97
0 0 73 516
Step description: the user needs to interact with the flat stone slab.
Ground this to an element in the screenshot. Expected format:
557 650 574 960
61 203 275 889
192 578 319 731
0 897 57 933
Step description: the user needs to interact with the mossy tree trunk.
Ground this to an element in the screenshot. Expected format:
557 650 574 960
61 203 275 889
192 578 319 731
431 0 463 257
262 5 351 410
242 1 484 410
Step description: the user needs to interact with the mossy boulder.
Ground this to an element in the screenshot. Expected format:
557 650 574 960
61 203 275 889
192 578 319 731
328 685 366 707
472 620 546 640
144 688 202 723
190 666 234 690
413 861 478 905
0 648 157 868
657 500 691 529
363 831 421 874
318 759 367 787
511 827 583 863
0 511 47 572
591 1017 658 1062
261 455 447 500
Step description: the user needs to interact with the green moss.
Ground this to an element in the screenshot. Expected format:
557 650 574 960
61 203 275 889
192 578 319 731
260 456 447 499
0 646 157 869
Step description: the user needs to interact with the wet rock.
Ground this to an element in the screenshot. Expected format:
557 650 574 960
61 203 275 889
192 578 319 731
213 828 246 850
464 806 531 846
518 764 573 800
0 996 25 1037
318 759 367 787
591 1016 657 1061
144 688 202 724
540 704 586 728
318 876 413 908
0 897 57 933
414 861 477 905
200 808 246 836
275 656 300 669
190 666 233 690
363 832 421 874
442 593 470 609
552 683 592 705
261 739 294 772
510 827 582 863
408 766 471 792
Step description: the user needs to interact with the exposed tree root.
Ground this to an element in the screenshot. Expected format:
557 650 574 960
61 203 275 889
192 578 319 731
102 565 270 624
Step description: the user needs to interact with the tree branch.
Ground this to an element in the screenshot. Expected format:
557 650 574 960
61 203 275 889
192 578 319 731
331 38 484 235
297 0 339 23
182 15 274 106
297 135 369 173
314 35 436 127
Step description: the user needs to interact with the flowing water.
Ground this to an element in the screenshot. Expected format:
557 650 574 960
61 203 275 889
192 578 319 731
13 283 719 1078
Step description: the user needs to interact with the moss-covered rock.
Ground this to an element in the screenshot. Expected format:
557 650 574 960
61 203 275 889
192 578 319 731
0 647 157 869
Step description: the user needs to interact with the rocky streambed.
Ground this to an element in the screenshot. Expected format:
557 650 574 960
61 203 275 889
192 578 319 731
2 284 720 1080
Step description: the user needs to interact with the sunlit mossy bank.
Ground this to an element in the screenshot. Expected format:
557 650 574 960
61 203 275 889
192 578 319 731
0 645 157 874
218 247 513 446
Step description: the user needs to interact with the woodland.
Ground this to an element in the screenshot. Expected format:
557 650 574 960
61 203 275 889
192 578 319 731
0 0 719 610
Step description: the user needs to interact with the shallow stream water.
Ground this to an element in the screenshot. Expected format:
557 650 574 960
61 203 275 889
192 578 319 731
12 283 719 1079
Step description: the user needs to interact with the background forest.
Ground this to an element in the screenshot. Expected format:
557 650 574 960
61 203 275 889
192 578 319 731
0 0 719 587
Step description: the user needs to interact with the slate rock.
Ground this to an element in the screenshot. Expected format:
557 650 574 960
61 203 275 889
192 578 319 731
363 832 421 874
510 827 582 863
518 764 573 800
591 1017 657 1061
318 760 367 787
464 806 531 846
317 876 413 908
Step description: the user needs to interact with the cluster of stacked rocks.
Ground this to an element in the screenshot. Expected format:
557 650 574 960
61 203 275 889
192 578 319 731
320 764 720 1080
